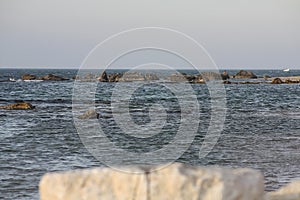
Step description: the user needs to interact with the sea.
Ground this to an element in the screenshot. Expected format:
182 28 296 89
0 68 300 199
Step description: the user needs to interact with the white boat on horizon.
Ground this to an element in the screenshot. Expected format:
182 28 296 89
283 68 290 72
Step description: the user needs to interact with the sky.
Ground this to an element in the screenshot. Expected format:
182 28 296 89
0 0 299 69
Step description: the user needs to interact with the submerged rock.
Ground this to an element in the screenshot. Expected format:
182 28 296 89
39 74 69 81
234 70 257 79
78 109 99 119
22 74 37 80
39 162 264 200
0 102 35 110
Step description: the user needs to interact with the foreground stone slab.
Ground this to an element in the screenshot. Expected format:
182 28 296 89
39 163 264 200
265 180 300 200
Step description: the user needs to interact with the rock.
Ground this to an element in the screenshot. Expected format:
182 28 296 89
39 162 264 200
222 70 230 80
119 72 146 82
271 78 284 84
39 74 69 81
21 74 37 80
72 75 79 80
168 73 204 83
78 109 99 119
201 72 225 81
223 80 232 84
144 73 159 81
97 71 109 82
235 70 257 79
265 180 300 200
0 102 35 110
263 75 272 79
108 73 121 82
169 73 189 82
285 79 300 84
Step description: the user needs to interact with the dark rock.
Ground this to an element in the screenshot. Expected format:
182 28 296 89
72 75 79 80
223 80 232 84
168 73 205 83
78 109 99 119
22 74 37 80
97 71 109 82
39 74 69 81
271 78 283 84
235 70 257 79
221 71 230 80
0 102 35 110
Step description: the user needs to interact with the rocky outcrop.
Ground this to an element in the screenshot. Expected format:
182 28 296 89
265 180 300 200
39 74 69 81
0 102 35 110
118 72 159 82
271 78 284 84
169 73 205 83
39 162 264 200
234 70 257 79
21 74 37 80
78 109 99 119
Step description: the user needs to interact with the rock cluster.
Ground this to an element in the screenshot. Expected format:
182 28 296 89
271 78 300 84
21 73 69 81
39 162 264 200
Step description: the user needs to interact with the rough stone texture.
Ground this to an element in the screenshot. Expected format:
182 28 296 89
108 73 122 82
0 102 35 110
97 71 109 82
265 180 300 200
21 74 37 80
234 70 257 79
117 72 159 82
271 78 284 84
39 74 69 81
39 163 264 200
168 73 205 83
78 109 99 119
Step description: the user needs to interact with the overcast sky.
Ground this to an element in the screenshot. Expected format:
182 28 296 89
0 0 299 69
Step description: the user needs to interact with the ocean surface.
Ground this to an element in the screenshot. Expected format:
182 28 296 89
0 68 300 199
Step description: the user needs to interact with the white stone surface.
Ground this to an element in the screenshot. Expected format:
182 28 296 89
39 162 264 200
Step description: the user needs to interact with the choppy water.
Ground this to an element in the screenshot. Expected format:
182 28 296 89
0 69 300 199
